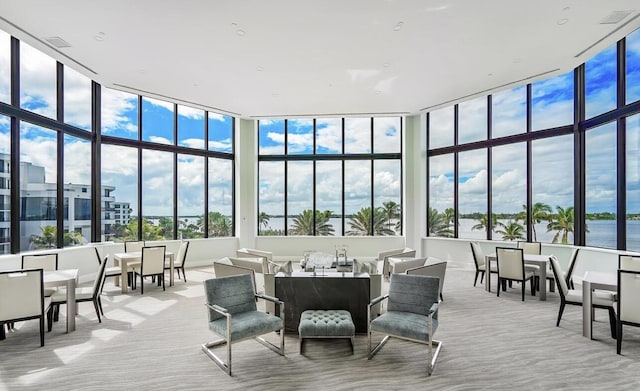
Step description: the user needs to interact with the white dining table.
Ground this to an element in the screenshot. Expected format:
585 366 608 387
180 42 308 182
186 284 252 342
484 253 551 300
582 271 617 339
113 251 174 294
44 269 78 333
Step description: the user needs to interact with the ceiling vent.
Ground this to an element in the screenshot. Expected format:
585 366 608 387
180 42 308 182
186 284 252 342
44 36 72 48
599 10 633 24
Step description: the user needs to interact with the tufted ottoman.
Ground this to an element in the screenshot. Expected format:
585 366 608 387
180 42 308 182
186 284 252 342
298 309 355 353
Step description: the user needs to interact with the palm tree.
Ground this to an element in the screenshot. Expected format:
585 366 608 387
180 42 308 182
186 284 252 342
428 207 454 237
381 201 400 231
289 209 334 236
546 206 578 244
444 207 455 225
520 202 552 241
495 220 525 241
30 225 57 249
258 212 270 229
347 207 395 236
207 211 232 237
471 213 502 233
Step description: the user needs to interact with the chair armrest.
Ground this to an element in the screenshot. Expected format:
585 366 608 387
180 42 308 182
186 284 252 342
255 293 281 304
428 302 439 316
370 294 388 307
205 303 229 315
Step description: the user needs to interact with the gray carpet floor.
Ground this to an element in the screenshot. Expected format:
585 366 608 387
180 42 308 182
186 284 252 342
1 266 640 390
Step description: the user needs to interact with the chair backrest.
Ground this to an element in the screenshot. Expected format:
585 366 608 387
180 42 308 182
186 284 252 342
353 258 378 274
469 242 485 269
549 255 569 298
619 255 640 271
22 253 58 271
213 261 257 293
141 246 166 275
496 247 524 280
203 274 257 322
387 274 440 318
618 266 640 324
125 240 145 253
92 255 109 299
0 269 44 321
565 248 579 284
406 261 447 298
377 248 415 261
517 241 541 255
176 241 190 266
236 248 271 273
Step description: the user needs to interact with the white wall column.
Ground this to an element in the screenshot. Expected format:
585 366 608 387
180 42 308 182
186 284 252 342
237 118 258 249
404 114 427 255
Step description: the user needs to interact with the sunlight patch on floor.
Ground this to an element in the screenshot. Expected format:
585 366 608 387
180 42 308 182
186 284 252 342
124 296 177 316
54 341 94 364
106 308 146 327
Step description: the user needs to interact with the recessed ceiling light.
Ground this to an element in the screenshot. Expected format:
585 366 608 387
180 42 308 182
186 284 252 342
557 18 569 25
393 22 404 31
256 66 264 71
383 63 390 68
94 35 104 42
236 29 246 36
488 73 493 77
375 90 382 94
45 36 72 48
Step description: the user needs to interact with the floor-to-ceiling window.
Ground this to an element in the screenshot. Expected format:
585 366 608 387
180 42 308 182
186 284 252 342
426 27 640 251
0 29 235 252
258 117 402 236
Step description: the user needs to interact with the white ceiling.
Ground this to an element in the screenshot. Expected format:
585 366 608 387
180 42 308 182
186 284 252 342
1 0 640 119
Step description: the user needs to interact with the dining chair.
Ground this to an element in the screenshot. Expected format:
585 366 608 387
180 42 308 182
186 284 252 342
496 247 535 301
617 255 640 354
470 242 496 287
544 248 580 292
368 273 442 376
22 253 58 297
22 253 58 271
202 274 285 376
377 248 416 279
51 255 108 325
0 269 53 347
550 255 616 338
124 240 145 253
131 246 166 294
165 241 189 282
517 241 542 255
94 247 123 286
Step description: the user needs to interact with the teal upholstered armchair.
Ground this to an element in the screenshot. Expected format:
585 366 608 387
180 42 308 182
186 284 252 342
202 274 285 376
368 273 443 376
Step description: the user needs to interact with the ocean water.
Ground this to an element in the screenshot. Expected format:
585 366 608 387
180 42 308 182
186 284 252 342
261 217 640 251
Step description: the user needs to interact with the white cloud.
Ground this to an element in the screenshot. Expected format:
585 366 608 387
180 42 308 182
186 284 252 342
148 136 172 145
180 138 206 149
19 43 57 120
63 67 92 129
178 105 204 120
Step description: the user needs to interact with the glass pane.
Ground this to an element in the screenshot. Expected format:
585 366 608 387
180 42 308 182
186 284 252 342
458 96 487 144
492 143 526 240
344 118 371 154
287 119 313 154
142 97 174 144
20 123 57 251
585 122 617 248
532 134 574 244
374 117 401 153
101 144 137 241
208 158 233 237
374 160 401 236
0 30 10 104
627 28 640 104
316 161 342 235
345 160 371 235
458 149 487 239
259 119 284 155
178 154 204 239
316 118 342 154
64 135 91 247
102 87 138 140
586 43 617 119
208 113 233 153
258 161 284 235
63 66 91 131
428 106 454 149
492 86 526 138
142 149 174 240
428 154 454 237
287 161 314 235
177 105 204 149
531 70 574 131
0 114 10 254
20 42 56 119
627 114 640 251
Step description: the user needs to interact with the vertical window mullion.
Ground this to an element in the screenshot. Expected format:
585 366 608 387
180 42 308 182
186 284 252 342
370 118 374 236
10 37 20 254
137 96 143 240
204 112 209 237
487 95 492 241
617 39 626 250
173 104 178 239
526 83 533 242
453 105 459 238
56 62 64 248
91 81 101 243
574 65 586 246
